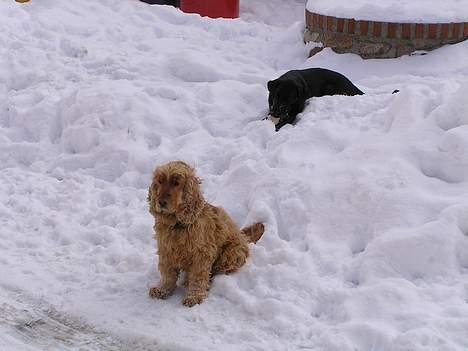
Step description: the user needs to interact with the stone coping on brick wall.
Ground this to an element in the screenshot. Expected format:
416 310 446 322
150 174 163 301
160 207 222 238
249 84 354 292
304 9 468 59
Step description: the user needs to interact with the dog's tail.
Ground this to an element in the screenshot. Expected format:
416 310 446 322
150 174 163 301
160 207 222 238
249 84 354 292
241 223 265 244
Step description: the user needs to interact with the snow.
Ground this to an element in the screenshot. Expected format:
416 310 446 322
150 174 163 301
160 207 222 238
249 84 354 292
241 0 306 27
307 0 468 23
1 0 468 350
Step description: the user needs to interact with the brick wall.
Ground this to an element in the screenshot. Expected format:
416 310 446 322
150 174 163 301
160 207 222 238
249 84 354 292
304 9 468 59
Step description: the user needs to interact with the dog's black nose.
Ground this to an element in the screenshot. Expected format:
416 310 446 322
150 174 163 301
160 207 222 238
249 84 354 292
159 200 167 208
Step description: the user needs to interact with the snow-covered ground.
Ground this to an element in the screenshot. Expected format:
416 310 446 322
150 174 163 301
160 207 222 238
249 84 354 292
241 0 306 27
307 0 468 23
1 0 468 350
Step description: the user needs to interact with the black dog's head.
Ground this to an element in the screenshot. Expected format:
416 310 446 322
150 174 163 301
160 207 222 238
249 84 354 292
267 79 302 120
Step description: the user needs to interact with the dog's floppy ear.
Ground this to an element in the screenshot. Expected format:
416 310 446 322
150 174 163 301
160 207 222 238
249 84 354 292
147 182 156 216
147 186 152 204
267 80 278 92
182 172 202 208
147 173 159 217
176 167 204 225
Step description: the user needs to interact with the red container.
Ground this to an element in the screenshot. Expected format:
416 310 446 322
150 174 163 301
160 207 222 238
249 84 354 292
180 0 239 19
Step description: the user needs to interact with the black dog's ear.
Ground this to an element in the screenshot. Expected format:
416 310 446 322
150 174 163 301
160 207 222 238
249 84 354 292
267 80 277 92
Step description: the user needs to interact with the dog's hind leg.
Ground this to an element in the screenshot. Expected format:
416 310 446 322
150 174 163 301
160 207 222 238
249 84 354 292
211 238 249 275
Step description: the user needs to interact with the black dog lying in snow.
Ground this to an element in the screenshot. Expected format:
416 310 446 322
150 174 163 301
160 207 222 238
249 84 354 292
267 68 364 131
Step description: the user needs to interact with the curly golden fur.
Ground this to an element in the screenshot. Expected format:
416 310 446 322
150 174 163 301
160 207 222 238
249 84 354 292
147 161 264 306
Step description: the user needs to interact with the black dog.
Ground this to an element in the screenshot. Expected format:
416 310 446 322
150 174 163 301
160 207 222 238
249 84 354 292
267 68 364 131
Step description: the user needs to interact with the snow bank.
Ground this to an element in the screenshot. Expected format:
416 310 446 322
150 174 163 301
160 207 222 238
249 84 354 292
0 0 468 351
307 0 468 23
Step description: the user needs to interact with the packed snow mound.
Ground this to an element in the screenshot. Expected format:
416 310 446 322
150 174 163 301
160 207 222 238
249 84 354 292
307 0 468 22
1 1 468 351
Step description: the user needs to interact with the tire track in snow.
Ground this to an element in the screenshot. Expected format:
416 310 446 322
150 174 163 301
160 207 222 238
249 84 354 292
0 287 163 351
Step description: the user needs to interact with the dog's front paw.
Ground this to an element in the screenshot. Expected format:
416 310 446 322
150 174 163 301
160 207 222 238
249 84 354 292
182 294 205 307
149 286 172 299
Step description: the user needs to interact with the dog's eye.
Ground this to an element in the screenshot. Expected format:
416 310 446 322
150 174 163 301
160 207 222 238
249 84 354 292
157 178 163 185
173 181 180 187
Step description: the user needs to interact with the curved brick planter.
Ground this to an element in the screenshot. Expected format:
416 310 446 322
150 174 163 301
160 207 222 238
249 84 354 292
305 9 468 59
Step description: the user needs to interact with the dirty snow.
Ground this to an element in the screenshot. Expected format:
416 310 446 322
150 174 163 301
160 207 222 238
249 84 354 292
1 0 468 351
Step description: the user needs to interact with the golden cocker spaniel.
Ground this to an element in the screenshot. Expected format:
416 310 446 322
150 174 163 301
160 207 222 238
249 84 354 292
147 161 264 307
